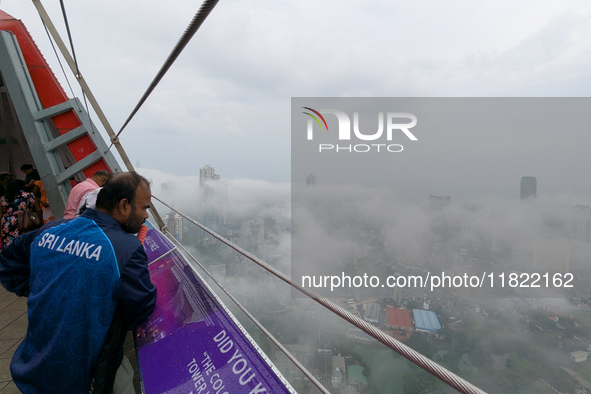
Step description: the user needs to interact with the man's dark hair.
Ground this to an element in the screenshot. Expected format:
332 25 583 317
20 164 33 171
95 172 150 212
93 170 112 180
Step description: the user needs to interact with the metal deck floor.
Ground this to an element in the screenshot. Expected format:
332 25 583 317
0 285 141 394
0 286 27 393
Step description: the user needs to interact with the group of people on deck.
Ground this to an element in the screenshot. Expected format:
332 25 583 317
0 167 157 394
0 165 111 249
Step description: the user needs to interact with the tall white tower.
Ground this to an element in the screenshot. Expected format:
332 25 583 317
199 165 220 188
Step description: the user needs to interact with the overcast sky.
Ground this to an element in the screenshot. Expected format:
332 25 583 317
3 0 591 189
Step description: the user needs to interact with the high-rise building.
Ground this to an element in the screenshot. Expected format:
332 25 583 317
461 202 475 237
306 173 315 185
200 164 220 188
429 195 450 212
164 212 183 244
520 176 537 200
199 165 226 237
489 210 501 253
250 221 264 244
263 216 277 240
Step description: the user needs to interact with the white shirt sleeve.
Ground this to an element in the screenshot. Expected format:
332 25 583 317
76 187 102 216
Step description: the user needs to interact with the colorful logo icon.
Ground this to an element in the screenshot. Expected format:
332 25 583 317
302 107 329 131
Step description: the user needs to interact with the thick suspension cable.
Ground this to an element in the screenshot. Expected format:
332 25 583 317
165 232 331 394
58 0 97 136
108 0 221 150
40 20 76 98
152 196 488 394
58 0 79 76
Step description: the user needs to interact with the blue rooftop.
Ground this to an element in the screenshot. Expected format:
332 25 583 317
413 309 441 333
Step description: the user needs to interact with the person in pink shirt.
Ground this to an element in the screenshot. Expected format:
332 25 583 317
63 170 112 219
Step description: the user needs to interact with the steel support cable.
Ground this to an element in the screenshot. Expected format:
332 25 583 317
107 0 221 151
152 196 487 394
58 0 79 76
57 0 97 136
164 232 331 394
40 20 76 98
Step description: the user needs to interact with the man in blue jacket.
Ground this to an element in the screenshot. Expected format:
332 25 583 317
0 171 157 394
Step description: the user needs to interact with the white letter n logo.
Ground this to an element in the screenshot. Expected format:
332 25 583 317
302 107 329 140
303 108 352 140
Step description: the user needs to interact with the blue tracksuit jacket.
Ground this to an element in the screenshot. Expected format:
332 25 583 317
0 208 157 394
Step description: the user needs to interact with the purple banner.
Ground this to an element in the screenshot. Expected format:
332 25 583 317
137 224 294 394
142 222 175 263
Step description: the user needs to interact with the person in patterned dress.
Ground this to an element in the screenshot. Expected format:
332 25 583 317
0 179 40 249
